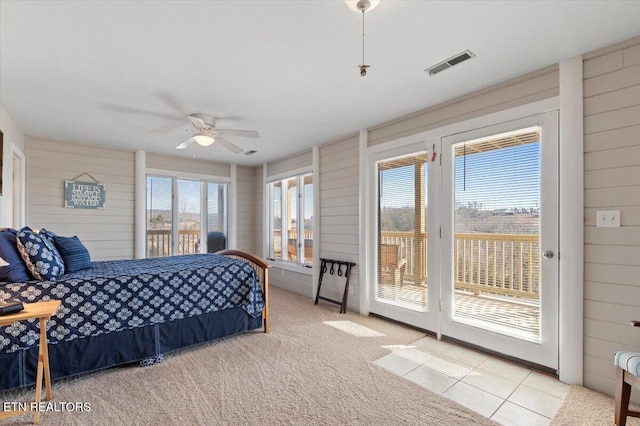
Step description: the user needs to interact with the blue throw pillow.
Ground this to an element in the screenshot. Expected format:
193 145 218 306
53 235 91 273
0 229 33 282
38 228 57 247
16 227 65 281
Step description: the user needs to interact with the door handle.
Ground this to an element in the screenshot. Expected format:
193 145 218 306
542 250 554 259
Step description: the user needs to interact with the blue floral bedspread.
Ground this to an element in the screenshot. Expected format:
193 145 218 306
0 254 264 353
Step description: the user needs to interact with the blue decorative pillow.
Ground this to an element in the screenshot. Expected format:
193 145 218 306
53 235 91 273
38 228 57 247
0 229 33 282
16 227 65 281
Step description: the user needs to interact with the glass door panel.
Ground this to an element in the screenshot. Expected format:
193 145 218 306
286 177 298 262
452 129 541 341
146 176 173 258
207 183 227 252
177 179 201 255
376 152 429 312
441 111 558 369
270 182 283 259
302 174 313 265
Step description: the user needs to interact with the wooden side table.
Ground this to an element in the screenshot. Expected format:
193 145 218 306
0 300 61 425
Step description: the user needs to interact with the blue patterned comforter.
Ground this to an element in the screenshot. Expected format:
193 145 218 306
0 254 264 353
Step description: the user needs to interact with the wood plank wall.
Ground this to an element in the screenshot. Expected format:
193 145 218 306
582 36 640 396
236 165 256 253
318 135 360 308
146 152 230 177
368 65 559 146
26 137 135 260
266 150 312 178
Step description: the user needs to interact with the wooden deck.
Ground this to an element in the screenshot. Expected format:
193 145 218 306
376 282 540 340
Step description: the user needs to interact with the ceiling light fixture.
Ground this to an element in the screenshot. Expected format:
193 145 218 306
345 0 380 77
193 133 214 146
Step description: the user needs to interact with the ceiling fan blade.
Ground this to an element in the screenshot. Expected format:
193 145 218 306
216 137 244 154
155 92 187 116
101 104 182 121
216 129 260 138
175 137 195 150
187 114 208 129
150 122 186 134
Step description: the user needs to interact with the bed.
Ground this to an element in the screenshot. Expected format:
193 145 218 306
0 249 269 392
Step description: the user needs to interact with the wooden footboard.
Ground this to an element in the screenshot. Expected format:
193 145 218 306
217 250 270 333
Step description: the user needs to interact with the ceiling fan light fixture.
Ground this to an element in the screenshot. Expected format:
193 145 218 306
345 0 380 13
194 133 214 146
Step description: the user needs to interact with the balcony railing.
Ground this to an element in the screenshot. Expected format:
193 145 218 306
272 229 314 260
148 228 540 300
454 233 539 300
381 231 540 300
147 229 201 257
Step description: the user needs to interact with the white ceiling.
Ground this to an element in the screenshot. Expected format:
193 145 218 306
1 1 639 166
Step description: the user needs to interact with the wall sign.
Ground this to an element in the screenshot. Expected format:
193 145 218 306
64 180 106 209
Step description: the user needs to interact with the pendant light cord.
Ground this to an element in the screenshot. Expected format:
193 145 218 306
361 10 365 66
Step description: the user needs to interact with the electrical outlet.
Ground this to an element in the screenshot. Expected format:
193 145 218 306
596 210 621 227
349 287 354 295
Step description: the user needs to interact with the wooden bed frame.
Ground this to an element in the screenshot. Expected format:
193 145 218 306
217 249 270 333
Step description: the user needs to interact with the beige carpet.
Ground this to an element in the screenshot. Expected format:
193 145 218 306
551 385 640 426
0 287 625 425
1 286 496 425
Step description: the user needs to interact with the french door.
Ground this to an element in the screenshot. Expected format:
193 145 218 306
370 110 559 369
369 142 441 332
441 111 559 368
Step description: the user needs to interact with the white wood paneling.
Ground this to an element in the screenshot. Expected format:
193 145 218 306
235 165 256 253
585 125 640 152
26 137 135 260
146 152 230 177
582 37 640 397
266 150 312 179
368 65 559 146
319 135 360 311
270 269 311 297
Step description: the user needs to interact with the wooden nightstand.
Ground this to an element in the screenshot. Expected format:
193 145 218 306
0 300 61 424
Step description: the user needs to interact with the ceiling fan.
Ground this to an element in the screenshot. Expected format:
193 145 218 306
176 113 259 153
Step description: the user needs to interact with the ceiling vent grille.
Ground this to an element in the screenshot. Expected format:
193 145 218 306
244 150 258 156
425 50 475 76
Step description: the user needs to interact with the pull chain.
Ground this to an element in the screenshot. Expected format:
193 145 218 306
359 9 370 76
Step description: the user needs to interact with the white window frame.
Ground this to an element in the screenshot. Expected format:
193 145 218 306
145 170 230 257
267 170 313 269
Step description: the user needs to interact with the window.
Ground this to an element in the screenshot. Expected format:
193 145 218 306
268 173 313 266
146 176 228 257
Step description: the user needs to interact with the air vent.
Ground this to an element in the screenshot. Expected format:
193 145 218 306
244 150 258 156
425 50 475 76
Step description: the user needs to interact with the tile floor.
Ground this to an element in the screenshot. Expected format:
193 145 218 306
374 336 570 426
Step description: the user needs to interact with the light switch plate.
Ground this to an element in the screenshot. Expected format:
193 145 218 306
596 210 621 227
